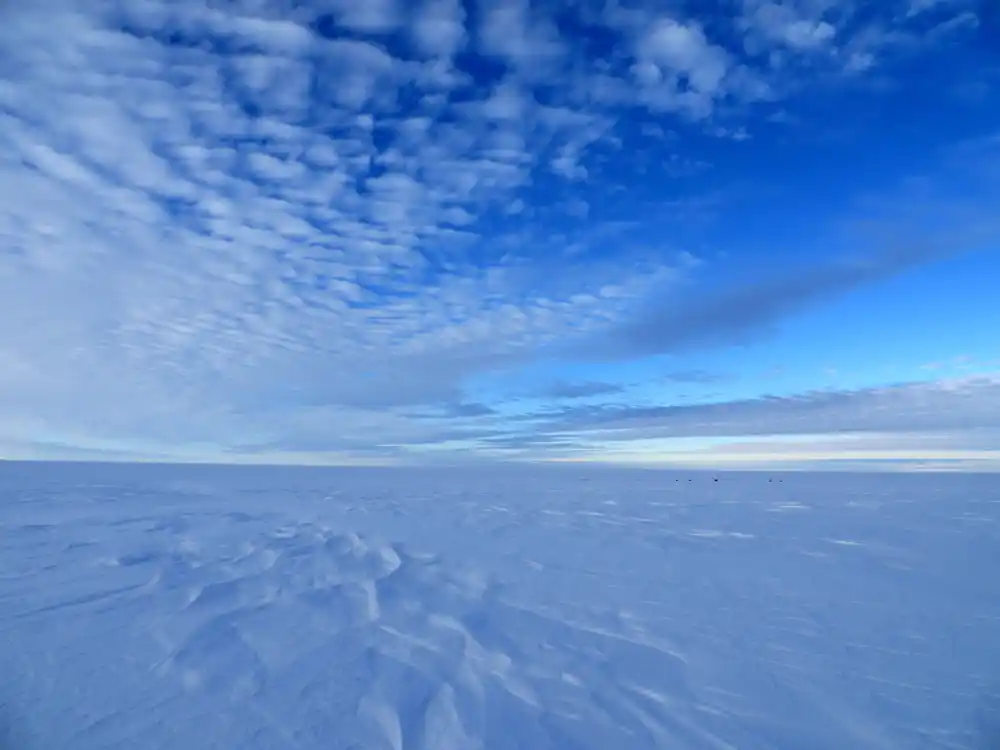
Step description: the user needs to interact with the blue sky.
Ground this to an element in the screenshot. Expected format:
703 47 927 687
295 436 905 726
1 0 998 469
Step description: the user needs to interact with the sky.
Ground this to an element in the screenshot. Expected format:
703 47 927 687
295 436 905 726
0 0 998 470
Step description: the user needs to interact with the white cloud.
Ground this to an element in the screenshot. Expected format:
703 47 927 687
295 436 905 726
905 0 970 17
543 376 1000 441
0 0 990 462
477 0 566 71
631 18 734 118
639 19 731 92
314 39 403 111
411 0 467 59
734 0 979 79
2 0 694 459
741 1 837 52
476 80 530 121
324 0 401 34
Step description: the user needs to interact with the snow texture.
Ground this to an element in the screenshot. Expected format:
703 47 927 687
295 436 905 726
1 462 998 749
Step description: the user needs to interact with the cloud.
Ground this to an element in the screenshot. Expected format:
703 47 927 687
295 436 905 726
630 18 735 118
733 0 980 79
540 381 626 400
905 0 972 17
477 0 566 71
0 0 993 463
310 0 401 35
439 402 498 418
740 1 838 53
566 426 1000 470
663 370 729 384
577 257 908 360
532 376 1000 441
411 0 467 59
704 429 1000 455
3 0 693 456
578 159 1000 362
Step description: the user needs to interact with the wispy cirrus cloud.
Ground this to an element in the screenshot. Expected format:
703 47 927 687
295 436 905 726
537 381 626 400
663 370 730 384
530 375 1000 440
582 134 1000 361
486 376 1000 465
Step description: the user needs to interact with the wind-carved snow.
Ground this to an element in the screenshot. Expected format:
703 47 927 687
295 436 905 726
0 464 998 749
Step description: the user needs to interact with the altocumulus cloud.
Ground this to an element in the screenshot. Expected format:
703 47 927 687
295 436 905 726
0 0 994 463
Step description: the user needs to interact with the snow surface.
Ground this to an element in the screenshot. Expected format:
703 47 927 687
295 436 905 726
1 462 998 749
